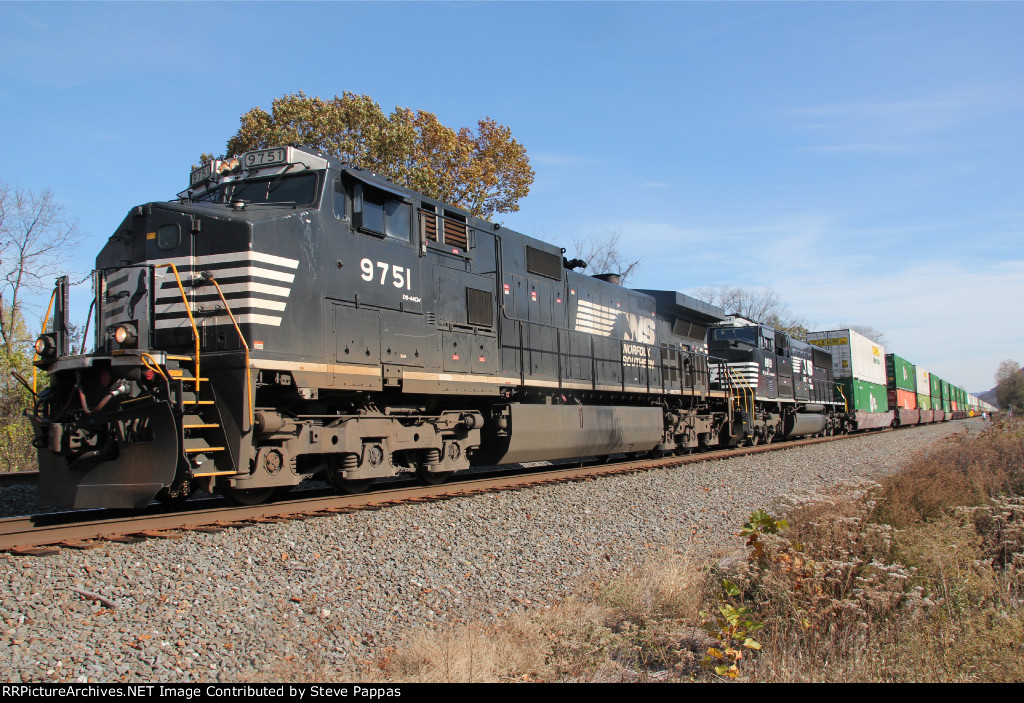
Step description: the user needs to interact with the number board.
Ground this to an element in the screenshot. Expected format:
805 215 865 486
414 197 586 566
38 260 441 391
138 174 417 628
243 148 288 168
190 162 214 187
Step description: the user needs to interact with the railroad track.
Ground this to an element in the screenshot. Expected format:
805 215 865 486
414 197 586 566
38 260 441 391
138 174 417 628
0 471 37 487
0 429 895 555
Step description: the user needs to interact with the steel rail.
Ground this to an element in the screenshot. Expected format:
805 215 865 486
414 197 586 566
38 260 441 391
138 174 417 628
0 429 898 554
0 471 38 487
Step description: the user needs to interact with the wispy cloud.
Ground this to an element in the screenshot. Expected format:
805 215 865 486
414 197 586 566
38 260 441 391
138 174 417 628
789 87 1019 152
1 7 51 30
530 152 608 168
799 143 921 154
771 258 1024 389
588 211 1023 390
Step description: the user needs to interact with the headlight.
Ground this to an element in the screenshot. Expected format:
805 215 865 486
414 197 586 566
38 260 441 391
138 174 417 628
34 335 56 356
112 324 137 347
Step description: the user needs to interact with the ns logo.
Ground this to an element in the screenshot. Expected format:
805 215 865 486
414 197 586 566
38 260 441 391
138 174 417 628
624 314 656 345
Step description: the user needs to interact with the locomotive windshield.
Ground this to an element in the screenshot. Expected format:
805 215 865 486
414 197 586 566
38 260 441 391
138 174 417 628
710 327 758 346
194 171 319 206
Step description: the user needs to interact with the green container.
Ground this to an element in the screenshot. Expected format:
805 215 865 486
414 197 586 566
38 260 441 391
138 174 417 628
930 374 943 397
885 354 916 392
918 393 932 410
836 378 889 413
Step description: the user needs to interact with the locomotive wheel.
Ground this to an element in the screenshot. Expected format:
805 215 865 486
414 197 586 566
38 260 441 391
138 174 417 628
416 465 452 486
325 455 374 494
746 433 761 447
764 432 774 445
223 485 276 506
413 450 452 486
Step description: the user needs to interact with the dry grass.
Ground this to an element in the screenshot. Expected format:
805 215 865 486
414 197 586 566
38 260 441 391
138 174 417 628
363 552 710 682
730 419 1024 682
873 419 1024 527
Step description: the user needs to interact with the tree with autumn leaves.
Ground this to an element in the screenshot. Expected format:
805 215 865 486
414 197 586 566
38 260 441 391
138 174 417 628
205 92 534 220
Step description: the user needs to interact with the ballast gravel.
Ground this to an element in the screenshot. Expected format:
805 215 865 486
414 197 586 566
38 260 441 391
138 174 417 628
0 420 981 682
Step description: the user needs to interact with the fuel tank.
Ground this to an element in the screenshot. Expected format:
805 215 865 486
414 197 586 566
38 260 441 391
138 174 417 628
477 403 663 465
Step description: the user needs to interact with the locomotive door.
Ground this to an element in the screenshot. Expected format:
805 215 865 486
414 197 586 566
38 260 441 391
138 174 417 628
333 303 382 390
435 266 498 376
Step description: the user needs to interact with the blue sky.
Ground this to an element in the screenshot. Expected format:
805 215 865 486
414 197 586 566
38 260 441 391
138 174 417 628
1 1 1021 392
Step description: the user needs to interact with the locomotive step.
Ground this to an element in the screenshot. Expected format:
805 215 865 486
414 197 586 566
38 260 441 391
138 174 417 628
183 423 220 430
191 470 238 478
184 438 225 452
167 369 208 383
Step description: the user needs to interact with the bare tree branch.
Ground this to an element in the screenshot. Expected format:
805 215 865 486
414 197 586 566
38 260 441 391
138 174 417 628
839 324 888 348
566 230 642 285
0 183 85 472
691 284 809 338
0 184 84 356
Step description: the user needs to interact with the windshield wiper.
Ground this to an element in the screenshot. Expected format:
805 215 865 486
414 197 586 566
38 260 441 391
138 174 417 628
265 163 296 195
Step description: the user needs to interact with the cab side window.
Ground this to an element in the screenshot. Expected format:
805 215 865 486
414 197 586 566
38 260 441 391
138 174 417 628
333 179 347 220
354 183 410 243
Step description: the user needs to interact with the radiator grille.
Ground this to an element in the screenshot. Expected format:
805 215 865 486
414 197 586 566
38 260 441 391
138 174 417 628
466 287 494 327
526 246 562 280
443 214 468 249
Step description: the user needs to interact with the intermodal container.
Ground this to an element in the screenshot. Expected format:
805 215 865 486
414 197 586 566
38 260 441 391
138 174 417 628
930 374 942 399
917 393 932 410
808 329 886 386
885 354 916 392
916 367 931 397
889 388 917 410
836 378 889 413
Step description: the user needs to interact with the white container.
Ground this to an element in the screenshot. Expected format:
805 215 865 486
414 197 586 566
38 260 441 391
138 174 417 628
916 366 931 395
806 329 887 386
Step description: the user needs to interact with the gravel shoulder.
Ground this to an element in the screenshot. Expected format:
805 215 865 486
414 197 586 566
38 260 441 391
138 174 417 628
0 420 981 682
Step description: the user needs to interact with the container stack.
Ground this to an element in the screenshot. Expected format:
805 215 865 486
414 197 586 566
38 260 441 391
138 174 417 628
885 353 922 427
916 367 932 412
930 374 945 420
886 353 917 408
807 329 893 429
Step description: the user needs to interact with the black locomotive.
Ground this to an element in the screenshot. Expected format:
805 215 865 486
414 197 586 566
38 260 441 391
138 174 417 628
29 146 845 509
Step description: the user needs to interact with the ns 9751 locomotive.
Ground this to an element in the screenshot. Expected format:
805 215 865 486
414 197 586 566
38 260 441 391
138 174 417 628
29 146 842 509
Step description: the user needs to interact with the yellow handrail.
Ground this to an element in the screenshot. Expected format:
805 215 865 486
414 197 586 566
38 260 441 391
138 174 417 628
202 274 253 430
32 289 58 394
836 385 849 413
726 364 754 410
157 262 201 394
725 364 756 434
